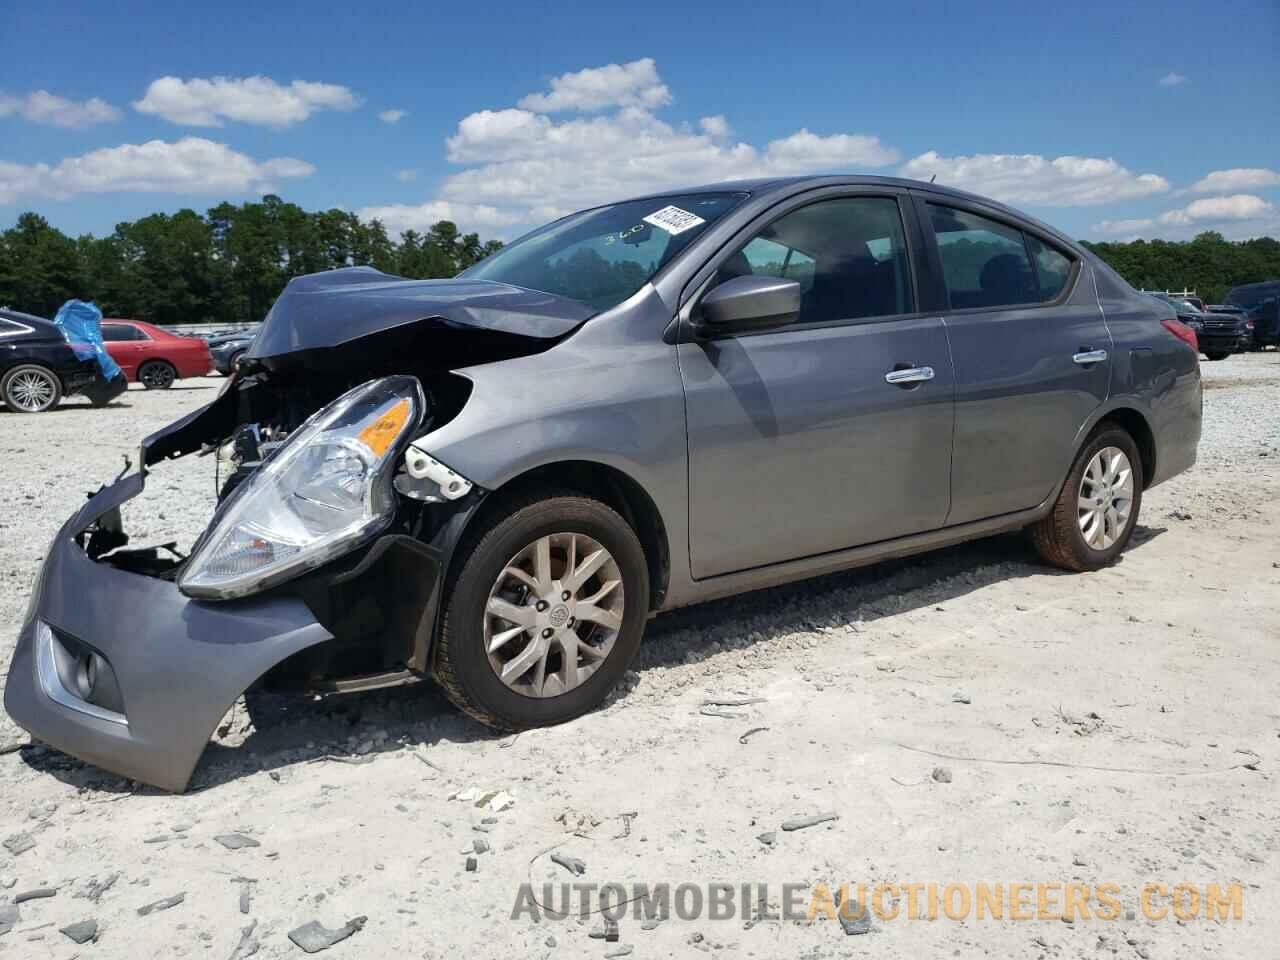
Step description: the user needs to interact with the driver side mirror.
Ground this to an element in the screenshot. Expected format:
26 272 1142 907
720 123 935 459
694 275 801 338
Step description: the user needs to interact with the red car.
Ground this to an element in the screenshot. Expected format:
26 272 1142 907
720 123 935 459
101 320 212 389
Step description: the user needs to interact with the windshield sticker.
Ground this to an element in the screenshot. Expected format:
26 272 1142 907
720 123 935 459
643 205 706 235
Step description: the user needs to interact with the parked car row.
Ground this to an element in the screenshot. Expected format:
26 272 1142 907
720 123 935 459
1148 294 1254 360
1 312 221 413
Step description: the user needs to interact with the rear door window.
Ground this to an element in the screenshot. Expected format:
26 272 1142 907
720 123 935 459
1026 235 1074 301
928 205 1037 309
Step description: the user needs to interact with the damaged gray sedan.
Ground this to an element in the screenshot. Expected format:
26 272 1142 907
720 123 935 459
5 176 1201 791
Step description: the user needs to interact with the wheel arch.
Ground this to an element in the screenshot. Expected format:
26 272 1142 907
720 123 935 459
462 459 671 612
1095 406 1156 490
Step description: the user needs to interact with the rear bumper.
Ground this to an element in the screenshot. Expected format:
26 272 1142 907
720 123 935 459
1198 334 1249 353
3 473 332 792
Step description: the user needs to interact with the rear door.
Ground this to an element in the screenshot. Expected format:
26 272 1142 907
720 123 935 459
100 323 140 379
912 194 1111 524
679 189 955 579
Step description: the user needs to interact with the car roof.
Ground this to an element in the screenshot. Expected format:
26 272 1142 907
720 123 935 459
0 308 59 335
621 174 1080 251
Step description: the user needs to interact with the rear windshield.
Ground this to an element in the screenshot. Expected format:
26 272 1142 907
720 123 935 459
461 192 746 312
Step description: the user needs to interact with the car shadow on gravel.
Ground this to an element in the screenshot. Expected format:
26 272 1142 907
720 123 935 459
15 525 1167 795
640 524 1167 668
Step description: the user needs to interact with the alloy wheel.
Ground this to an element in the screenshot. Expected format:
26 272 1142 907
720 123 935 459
1077 446 1134 550
483 532 624 698
141 363 175 389
6 369 57 412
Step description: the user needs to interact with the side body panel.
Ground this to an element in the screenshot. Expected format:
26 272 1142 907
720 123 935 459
910 191 1112 524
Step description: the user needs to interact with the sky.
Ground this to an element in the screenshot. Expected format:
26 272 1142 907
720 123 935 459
2 0 1278 244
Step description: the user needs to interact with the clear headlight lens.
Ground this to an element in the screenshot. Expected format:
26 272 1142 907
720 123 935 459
178 376 423 599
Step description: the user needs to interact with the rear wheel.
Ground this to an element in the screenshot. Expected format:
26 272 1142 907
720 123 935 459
434 492 649 731
1 364 62 413
138 360 177 389
1203 351 1230 361
1029 425 1143 572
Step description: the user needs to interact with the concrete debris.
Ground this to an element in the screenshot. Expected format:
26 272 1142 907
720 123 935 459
215 834 261 850
75 873 119 902
239 884 252 915
834 889 872 935
465 856 478 872
230 919 260 960
951 691 972 704
288 916 367 953
738 726 768 744
0 904 18 936
756 831 777 847
14 887 57 903
472 838 490 855
137 892 185 916
550 852 586 876
931 767 953 783
143 835 172 843
780 812 839 832
641 917 664 930
604 947 633 958
703 696 766 707
60 919 98 944
2 833 35 856
604 918 619 942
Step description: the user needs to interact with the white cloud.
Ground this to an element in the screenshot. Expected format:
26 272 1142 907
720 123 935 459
355 200 522 235
1160 194 1274 224
362 60 899 236
379 109 407 125
699 115 730 138
1158 72 1187 87
133 76 361 128
1092 194 1278 240
395 168 418 183
0 90 120 128
518 58 670 113
0 137 314 204
899 151 1170 206
1190 167 1280 193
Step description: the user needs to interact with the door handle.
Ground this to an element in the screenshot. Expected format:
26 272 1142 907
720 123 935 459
884 366 935 385
1072 349 1108 365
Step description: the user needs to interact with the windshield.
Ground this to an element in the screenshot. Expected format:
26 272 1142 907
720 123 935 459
461 192 747 312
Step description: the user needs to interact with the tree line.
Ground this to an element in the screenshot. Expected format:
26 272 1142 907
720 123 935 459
1081 232 1280 304
1 198 1277 325
0 196 504 326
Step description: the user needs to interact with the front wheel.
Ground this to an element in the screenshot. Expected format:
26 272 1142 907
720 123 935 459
434 493 649 731
138 360 176 389
1203 351 1230 361
1029 425 1143 572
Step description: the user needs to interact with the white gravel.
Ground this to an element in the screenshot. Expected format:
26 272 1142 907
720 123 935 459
0 355 1277 958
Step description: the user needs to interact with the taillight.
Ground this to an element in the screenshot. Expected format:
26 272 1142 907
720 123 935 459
1161 318 1198 353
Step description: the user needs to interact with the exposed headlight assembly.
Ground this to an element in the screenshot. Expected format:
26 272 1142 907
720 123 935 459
179 376 424 599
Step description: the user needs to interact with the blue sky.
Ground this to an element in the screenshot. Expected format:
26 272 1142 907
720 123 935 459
2 0 1278 242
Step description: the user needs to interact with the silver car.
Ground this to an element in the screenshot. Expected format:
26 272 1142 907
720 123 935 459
5 176 1202 791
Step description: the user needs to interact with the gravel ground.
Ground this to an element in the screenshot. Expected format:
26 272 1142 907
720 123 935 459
0 355 1277 958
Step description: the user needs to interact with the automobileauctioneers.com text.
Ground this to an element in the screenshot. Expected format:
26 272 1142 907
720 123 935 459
511 881 1244 923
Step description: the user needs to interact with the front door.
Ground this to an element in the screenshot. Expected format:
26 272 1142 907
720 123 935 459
913 196 1111 524
679 193 955 579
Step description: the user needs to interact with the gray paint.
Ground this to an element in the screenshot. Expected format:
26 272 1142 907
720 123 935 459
6 175 1202 791
4 475 332 792
246 267 594 359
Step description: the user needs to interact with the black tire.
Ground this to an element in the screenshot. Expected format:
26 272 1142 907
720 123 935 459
138 360 177 389
1203 351 1230 361
227 349 246 375
1 363 63 413
434 491 649 731
1029 424 1144 572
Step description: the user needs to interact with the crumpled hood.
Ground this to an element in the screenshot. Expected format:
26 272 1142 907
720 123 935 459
246 266 596 359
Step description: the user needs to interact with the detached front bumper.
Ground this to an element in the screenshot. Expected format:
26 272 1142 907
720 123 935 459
4 472 333 792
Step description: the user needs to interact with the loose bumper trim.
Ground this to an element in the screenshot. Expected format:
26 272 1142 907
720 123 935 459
4 473 333 792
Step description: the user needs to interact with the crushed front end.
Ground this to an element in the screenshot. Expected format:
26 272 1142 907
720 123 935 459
4 272 577 791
